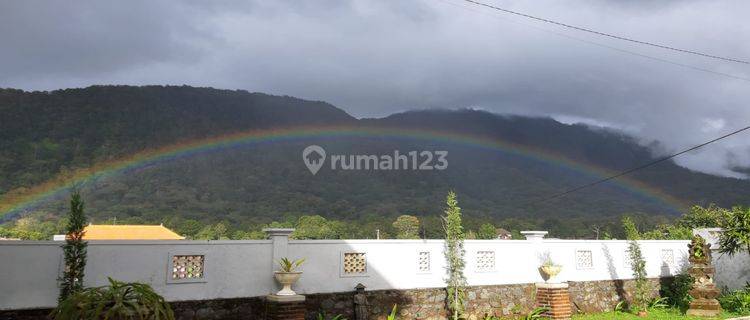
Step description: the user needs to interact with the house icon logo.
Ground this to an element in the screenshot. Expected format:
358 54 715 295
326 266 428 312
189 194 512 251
302 145 326 175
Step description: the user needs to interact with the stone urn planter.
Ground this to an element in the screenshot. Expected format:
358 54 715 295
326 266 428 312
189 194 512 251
274 271 302 296
538 263 562 283
274 257 305 296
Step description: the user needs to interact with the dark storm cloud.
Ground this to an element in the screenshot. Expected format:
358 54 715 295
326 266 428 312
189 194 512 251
1 0 749 177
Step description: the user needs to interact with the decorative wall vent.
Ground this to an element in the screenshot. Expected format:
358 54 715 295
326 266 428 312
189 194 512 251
417 251 430 273
172 255 204 280
343 252 367 274
476 250 495 272
576 250 594 269
661 249 675 266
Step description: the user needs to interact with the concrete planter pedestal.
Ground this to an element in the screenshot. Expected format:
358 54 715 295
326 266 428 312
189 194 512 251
266 294 306 320
535 282 572 320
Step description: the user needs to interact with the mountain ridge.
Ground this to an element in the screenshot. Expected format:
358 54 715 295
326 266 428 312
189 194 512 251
1 85 748 237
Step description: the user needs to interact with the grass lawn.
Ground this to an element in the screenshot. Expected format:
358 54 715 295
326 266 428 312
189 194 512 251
572 308 746 320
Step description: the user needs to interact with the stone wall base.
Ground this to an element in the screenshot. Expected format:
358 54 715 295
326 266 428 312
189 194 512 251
0 277 673 320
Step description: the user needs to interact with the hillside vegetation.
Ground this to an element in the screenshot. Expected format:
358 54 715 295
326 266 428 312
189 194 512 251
1 86 748 239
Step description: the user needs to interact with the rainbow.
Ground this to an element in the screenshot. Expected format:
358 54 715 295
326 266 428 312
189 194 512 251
0 125 686 219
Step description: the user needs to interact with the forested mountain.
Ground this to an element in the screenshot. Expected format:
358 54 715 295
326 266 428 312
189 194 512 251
1 86 748 238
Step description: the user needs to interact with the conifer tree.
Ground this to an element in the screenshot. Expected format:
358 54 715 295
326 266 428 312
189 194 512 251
623 216 649 314
59 190 88 302
443 191 467 320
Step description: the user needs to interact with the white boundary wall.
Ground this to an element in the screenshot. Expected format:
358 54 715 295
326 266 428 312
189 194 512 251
694 228 750 290
0 230 696 311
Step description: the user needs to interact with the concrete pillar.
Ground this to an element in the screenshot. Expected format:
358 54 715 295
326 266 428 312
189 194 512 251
535 282 572 320
264 228 295 271
263 228 306 320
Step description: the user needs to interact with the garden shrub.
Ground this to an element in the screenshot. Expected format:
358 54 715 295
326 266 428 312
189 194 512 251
660 273 694 311
51 277 174 320
718 285 750 315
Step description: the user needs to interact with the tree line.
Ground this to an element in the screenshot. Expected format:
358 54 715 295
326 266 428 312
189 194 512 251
1 202 741 241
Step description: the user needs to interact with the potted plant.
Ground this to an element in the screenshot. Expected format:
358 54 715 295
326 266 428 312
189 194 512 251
274 257 305 296
538 258 562 283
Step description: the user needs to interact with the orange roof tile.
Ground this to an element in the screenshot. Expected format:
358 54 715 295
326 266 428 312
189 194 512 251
82 224 185 240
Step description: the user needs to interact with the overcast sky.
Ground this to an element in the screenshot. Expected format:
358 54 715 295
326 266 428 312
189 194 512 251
1 0 749 178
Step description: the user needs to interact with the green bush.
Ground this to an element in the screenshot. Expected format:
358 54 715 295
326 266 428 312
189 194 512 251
660 274 694 311
51 277 174 320
718 285 750 315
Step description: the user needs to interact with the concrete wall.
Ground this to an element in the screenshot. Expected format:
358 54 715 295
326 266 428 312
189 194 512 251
0 240 273 310
694 228 750 290
0 231 694 311
288 239 690 295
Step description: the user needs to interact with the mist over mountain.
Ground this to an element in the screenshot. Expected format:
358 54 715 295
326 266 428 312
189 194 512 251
1 86 748 237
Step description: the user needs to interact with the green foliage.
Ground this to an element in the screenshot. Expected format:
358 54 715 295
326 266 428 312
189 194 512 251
387 304 398 320
640 224 693 240
392 215 420 239
690 235 707 260
622 216 640 240
51 277 174 320
523 307 549 320
59 190 88 302
678 204 729 228
718 207 750 257
194 222 229 240
476 223 496 239
443 191 467 320
572 307 737 319
0 216 58 240
293 215 344 239
647 297 669 310
718 285 750 315
6 86 750 240
660 274 694 311
614 301 627 312
277 258 305 272
624 216 650 313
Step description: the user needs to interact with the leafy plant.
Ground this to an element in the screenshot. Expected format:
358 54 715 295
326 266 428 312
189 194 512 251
443 191 467 320
541 257 559 267
523 307 549 320
277 257 305 272
614 300 627 312
58 190 88 302
317 312 346 320
718 285 750 315
51 277 174 320
647 297 669 310
719 206 750 257
386 304 398 320
623 217 651 314
660 273 694 311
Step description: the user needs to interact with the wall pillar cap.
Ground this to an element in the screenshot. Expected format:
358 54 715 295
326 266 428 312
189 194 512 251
536 282 569 289
263 228 295 237
266 294 305 302
521 230 548 240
